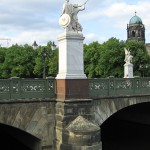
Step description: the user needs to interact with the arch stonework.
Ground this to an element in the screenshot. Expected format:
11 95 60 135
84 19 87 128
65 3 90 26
1 96 150 149
92 95 150 126
0 100 55 150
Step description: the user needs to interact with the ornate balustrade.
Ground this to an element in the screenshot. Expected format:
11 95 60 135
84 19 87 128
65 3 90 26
0 77 150 100
0 78 55 100
89 77 150 99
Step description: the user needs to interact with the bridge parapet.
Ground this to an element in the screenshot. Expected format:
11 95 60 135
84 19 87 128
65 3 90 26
0 78 55 100
89 77 150 99
1 77 150 100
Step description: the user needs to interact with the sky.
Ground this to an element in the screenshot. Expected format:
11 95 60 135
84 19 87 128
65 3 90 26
0 0 150 47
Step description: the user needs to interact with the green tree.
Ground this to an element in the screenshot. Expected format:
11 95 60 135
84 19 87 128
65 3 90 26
1 44 36 78
34 41 58 78
84 41 102 78
84 38 125 78
48 49 58 77
84 38 150 78
99 38 125 77
0 47 6 78
125 40 150 77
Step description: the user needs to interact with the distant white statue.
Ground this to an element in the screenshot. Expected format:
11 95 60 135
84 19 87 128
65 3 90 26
59 0 88 32
124 48 133 64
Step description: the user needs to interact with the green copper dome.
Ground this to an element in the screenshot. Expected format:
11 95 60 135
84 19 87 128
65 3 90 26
129 15 142 24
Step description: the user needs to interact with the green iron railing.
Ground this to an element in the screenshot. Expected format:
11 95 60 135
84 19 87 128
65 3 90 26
0 77 150 100
0 78 55 100
89 77 150 98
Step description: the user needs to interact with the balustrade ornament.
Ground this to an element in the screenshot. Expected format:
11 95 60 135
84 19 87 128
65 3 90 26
0 79 55 100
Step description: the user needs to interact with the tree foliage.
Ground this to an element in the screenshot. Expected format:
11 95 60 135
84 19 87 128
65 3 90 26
1 44 36 78
0 39 149 79
84 41 102 78
0 42 58 79
84 38 150 78
125 40 150 77
33 42 58 78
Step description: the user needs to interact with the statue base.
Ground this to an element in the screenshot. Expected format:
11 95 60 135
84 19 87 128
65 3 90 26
124 63 133 78
56 79 88 100
56 32 87 79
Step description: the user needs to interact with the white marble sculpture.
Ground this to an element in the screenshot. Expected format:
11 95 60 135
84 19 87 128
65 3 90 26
59 0 88 32
124 48 133 64
124 48 133 78
56 0 88 79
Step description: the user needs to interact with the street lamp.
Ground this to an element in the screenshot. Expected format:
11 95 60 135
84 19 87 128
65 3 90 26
32 41 38 50
139 64 148 77
51 41 57 51
42 42 56 79
42 48 47 79
35 41 56 78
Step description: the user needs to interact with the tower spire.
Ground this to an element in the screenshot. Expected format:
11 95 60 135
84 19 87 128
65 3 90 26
135 11 137 16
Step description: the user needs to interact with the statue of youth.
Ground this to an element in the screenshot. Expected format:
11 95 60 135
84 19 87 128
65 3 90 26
124 48 133 64
59 0 88 32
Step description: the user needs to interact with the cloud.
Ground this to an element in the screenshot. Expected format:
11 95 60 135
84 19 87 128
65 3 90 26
0 0 150 46
9 29 62 46
0 0 63 46
85 33 107 44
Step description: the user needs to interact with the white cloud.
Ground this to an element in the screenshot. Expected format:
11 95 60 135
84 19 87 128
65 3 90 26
0 0 150 45
85 33 107 44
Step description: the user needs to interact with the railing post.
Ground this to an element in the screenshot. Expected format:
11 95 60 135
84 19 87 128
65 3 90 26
10 77 21 100
133 76 141 95
108 76 115 97
46 76 56 98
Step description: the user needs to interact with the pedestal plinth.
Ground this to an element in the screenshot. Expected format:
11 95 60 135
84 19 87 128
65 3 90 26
56 79 88 100
55 31 96 150
56 32 87 79
124 63 133 78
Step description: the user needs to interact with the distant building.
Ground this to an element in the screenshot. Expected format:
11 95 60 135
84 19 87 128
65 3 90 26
146 43 150 54
127 12 145 43
127 12 150 54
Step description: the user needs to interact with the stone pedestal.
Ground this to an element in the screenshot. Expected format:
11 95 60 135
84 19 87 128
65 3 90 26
61 116 102 150
56 32 87 79
56 79 88 100
55 100 96 150
124 63 133 78
55 30 100 149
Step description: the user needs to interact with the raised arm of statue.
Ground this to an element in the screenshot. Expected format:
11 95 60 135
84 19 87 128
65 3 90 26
77 0 88 7
124 48 133 64
59 0 88 32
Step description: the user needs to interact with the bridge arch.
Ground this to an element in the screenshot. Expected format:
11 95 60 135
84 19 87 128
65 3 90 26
93 96 150 125
101 102 150 150
0 123 41 150
0 101 55 149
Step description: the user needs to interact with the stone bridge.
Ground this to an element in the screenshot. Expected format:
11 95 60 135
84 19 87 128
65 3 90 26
0 77 150 150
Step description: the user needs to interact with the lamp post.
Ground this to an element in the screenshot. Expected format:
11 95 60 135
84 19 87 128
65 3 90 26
42 48 47 79
40 42 57 79
42 44 56 79
51 41 57 51
139 64 148 77
32 41 38 50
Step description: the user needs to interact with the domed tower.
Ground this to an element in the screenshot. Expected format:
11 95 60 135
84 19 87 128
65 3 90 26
127 12 145 43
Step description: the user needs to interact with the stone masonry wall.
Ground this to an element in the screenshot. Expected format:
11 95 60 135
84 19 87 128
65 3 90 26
0 100 56 150
92 95 150 126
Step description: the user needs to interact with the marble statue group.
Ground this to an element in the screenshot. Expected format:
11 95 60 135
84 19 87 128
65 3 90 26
124 48 133 78
59 0 88 32
124 48 133 64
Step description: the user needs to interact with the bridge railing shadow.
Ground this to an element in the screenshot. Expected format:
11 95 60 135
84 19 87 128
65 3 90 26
0 77 55 100
89 77 150 99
